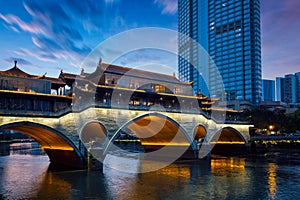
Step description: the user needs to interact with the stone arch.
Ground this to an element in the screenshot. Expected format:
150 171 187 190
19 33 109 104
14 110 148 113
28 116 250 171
105 112 198 159
193 124 207 141
0 121 85 168
80 120 108 147
79 120 108 162
209 127 247 156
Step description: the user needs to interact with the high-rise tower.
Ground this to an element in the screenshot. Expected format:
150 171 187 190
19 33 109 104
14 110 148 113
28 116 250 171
178 0 262 105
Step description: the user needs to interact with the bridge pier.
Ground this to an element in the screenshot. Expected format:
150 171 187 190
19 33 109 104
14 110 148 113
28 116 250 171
44 149 87 169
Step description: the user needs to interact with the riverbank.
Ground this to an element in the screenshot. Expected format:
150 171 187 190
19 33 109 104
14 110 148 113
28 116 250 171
248 137 300 158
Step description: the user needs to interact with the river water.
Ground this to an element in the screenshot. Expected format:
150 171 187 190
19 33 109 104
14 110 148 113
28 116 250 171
1 142 300 200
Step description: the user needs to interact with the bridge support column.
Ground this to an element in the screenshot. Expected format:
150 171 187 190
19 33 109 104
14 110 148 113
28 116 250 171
88 149 104 171
44 149 86 169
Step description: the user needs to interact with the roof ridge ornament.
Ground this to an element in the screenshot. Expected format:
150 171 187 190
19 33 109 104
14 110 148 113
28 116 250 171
80 68 85 76
97 58 102 68
14 60 17 68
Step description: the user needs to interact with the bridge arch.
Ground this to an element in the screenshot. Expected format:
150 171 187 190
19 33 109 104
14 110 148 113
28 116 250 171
209 127 247 156
80 120 108 147
193 124 207 142
105 112 198 159
0 121 85 168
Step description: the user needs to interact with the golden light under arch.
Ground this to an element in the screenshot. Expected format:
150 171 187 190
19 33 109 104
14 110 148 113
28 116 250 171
210 127 246 145
80 121 107 146
193 124 207 141
105 112 198 157
0 121 85 168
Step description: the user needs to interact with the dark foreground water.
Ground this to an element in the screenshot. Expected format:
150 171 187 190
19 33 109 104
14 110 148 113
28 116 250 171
1 143 300 200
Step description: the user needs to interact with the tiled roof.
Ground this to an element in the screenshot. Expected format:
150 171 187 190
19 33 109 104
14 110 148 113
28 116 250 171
0 61 65 86
59 71 77 80
87 63 187 85
43 77 65 85
0 66 35 77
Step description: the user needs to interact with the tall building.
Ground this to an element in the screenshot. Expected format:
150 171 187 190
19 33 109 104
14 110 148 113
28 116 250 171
275 77 283 101
262 79 275 101
295 72 300 103
276 74 298 103
178 0 262 105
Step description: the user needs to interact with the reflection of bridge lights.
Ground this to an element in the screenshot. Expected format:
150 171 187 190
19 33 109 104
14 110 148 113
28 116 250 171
141 142 190 146
210 141 245 145
268 163 277 199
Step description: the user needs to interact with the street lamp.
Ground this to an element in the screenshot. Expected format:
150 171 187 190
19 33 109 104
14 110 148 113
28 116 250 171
269 125 275 131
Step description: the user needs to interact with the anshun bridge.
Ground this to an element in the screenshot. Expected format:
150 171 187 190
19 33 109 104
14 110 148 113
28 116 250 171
0 60 252 169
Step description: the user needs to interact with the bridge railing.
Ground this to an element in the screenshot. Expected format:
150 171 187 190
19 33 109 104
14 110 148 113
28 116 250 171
0 90 72 117
0 90 248 124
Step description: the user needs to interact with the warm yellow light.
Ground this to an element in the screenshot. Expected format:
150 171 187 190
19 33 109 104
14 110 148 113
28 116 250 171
210 141 245 145
142 142 190 146
43 147 74 151
269 125 275 131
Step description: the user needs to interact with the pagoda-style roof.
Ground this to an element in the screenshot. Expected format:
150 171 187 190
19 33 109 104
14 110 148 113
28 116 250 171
0 61 66 90
83 60 188 86
0 61 37 78
58 60 189 87
59 71 77 80
93 63 183 84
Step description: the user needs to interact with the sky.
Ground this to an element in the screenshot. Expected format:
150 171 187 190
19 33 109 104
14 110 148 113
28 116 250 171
0 0 299 80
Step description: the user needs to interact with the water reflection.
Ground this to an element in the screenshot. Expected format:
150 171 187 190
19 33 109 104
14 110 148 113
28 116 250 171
0 142 45 156
1 145 300 199
268 163 277 199
0 155 50 199
36 169 72 199
211 157 246 176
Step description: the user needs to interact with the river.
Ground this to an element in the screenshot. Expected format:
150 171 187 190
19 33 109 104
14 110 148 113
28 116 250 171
0 142 300 199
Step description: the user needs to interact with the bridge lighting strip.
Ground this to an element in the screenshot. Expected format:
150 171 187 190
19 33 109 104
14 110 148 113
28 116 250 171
142 142 191 146
210 141 246 145
43 147 74 151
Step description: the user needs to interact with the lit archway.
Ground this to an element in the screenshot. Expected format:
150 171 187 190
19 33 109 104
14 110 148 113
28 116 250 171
80 121 108 162
0 122 85 168
193 124 207 141
210 127 247 156
80 121 107 147
105 113 197 159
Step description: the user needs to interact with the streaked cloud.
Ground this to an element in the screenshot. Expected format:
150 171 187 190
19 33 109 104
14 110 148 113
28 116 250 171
4 57 33 66
0 13 47 34
154 0 177 15
0 0 105 68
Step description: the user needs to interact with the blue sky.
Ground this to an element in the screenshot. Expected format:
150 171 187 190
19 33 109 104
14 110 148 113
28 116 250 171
0 0 299 80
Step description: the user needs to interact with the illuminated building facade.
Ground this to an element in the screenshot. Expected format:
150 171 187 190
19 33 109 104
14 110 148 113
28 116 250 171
276 73 300 104
262 79 275 102
178 0 262 105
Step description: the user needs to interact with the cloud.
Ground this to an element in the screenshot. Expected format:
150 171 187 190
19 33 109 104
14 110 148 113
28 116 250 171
0 0 155 75
104 0 120 3
14 48 59 62
0 13 47 35
154 0 177 15
4 57 34 66
0 0 106 68
261 0 300 78
113 48 177 75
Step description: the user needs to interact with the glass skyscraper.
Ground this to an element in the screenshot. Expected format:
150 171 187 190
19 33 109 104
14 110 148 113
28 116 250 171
178 0 262 105
262 79 275 102
276 73 300 103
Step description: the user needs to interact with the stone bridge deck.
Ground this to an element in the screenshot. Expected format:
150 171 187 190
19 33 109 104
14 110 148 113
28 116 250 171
0 91 252 169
